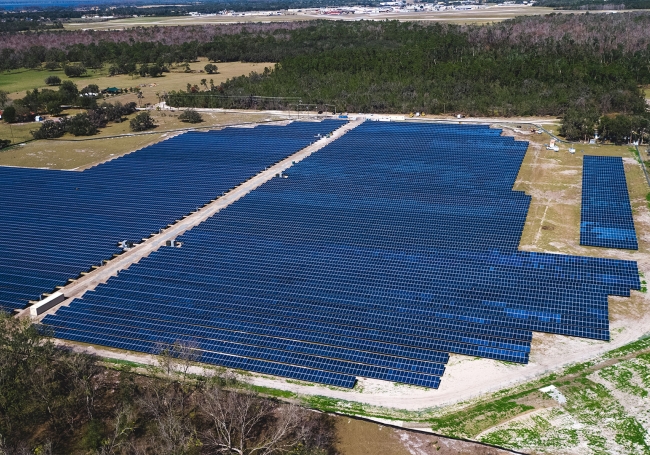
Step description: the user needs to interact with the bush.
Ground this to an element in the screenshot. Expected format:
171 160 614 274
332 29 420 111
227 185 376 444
81 84 99 95
13 105 33 122
78 96 98 110
204 63 218 74
63 64 86 78
560 108 599 141
109 61 136 76
45 75 61 86
66 113 97 136
138 63 164 78
0 139 10 149
178 109 203 124
46 101 62 116
130 112 156 132
2 106 16 123
44 61 60 71
32 119 67 139
58 80 79 105
148 64 163 77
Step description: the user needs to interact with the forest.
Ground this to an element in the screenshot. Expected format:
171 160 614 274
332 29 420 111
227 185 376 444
536 0 650 9
0 314 336 455
2 13 650 139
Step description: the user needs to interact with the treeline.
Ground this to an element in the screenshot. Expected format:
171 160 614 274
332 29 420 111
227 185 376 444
2 14 650 118
560 109 649 143
0 313 336 455
164 15 650 117
6 81 111 120
537 0 650 9
0 19 63 33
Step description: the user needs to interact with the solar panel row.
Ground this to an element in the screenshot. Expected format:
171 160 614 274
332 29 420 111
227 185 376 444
0 120 346 312
43 121 640 388
580 155 638 250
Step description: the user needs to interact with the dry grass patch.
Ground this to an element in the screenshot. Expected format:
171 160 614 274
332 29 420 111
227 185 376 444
0 133 166 170
2 60 274 102
0 110 290 170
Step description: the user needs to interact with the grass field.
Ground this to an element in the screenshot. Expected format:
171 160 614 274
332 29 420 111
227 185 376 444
0 110 289 169
63 6 572 30
0 60 274 103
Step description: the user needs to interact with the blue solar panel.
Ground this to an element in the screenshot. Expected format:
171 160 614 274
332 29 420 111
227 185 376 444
41 121 640 388
0 120 345 312
580 155 638 250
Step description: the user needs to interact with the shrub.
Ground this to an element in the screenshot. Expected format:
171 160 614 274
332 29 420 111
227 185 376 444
130 112 156 132
2 106 16 123
0 139 10 149
44 61 60 71
46 101 62 116
81 84 99 95
63 64 86 78
178 109 203 124
148 64 163 77
32 119 67 139
58 81 79 105
45 75 61 86
560 108 599 141
13 105 33 122
204 63 218 74
66 113 97 136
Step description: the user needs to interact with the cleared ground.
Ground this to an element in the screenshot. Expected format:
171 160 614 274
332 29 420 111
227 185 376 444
0 60 274 103
63 6 591 30
334 416 517 455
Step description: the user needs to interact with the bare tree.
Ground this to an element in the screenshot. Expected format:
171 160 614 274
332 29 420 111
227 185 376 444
199 385 312 455
63 351 101 421
97 405 138 455
137 381 197 455
154 340 201 379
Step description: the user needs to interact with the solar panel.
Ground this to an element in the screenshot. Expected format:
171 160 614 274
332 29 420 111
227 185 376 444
580 155 638 250
41 121 640 388
0 120 346 312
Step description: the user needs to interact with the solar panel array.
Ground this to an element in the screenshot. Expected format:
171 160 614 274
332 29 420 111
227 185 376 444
0 120 345 313
580 155 638 250
43 122 640 389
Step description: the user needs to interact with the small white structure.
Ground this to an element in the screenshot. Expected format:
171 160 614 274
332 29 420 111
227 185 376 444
30 291 66 316
540 385 567 404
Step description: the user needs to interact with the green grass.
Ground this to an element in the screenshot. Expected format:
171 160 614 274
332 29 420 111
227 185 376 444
480 409 579 450
248 385 297 399
0 121 38 145
599 362 648 398
102 358 145 369
0 68 68 94
428 392 536 438
603 334 650 359
1 61 273 102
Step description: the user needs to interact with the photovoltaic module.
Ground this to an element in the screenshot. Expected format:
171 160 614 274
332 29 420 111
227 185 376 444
40 122 640 388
